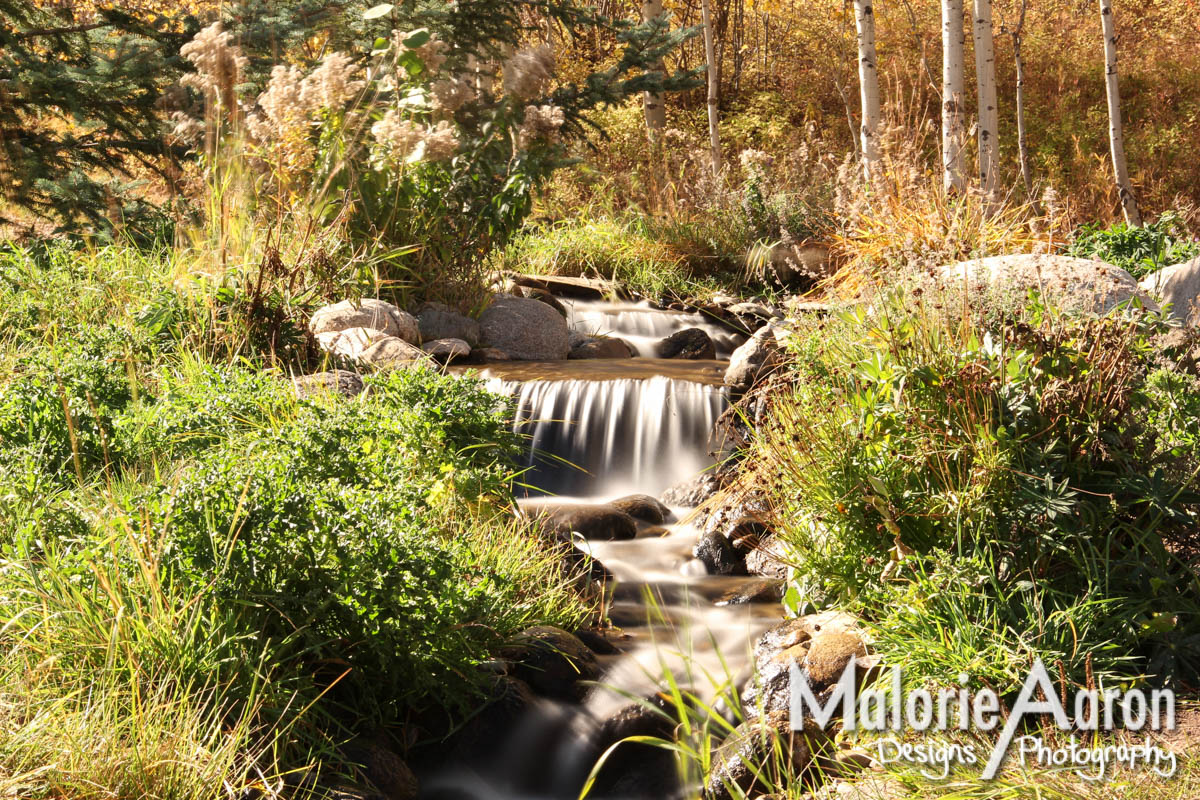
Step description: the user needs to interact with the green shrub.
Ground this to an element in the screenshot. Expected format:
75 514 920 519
1065 212 1199 279
751 292 1200 691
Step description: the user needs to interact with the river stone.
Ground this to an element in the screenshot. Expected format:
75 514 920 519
569 337 634 359
340 739 418 800
1140 256 1200 324
315 326 389 361
359 336 428 369
703 711 829 800
609 493 672 524
543 504 638 540
741 642 808 719
661 471 726 508
479 294 570 360
727 301 776 320
449 675 538 763
292 370 364 399
694 530 746 576
804 631 868 686
417 304 480 346
525 287 568 317
656 327 717 360
422 337 472 362
744 535 790 580
588 694 684 799
939 254 1158 314
763 241 833 284
474 347 512 362
310 299 420 344
715 578 785 606
725 324 782 392
501 625 600 701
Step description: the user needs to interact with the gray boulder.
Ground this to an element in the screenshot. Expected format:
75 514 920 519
724 324 782 391
1139 256 1200 324
315 326 389 361
359 336 427 369
939 254 1157 315
417 304 480 346
656 327 716 360
479 294 570 360
310 299 420 344
422 337 472 362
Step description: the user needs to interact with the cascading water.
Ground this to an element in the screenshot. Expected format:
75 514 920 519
489 373 727 497
563 299 745 358
423 301 779 800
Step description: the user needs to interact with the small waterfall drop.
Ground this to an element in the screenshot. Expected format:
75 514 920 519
491 374 727 497
563 299 744 358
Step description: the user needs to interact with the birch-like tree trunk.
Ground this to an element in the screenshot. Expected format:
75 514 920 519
853 0 880 179
701 0 722 175
941 0 966 194
1100 0 1142 225
1011 0 1035 201
641 0 666 141
972 0 999 202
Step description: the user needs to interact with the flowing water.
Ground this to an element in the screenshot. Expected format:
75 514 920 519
424 302 779 799
563 299 745 358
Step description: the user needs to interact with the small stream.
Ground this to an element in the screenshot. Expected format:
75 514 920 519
425 301 778 799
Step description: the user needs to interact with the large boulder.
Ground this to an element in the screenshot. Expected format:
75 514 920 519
417 303 480 346
315 326 389 361
359 336 427 369
310 299 420 344
725 324 783 392
479 294 570 360
939 254 1158 314
1140 256 1200 324
656 327 717 360
340 739 418 800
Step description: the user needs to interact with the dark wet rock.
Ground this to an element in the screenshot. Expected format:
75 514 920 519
479 294 570 361
542 504 638 541
449 676 538 762
728 518 771 554
657 327 717 360
292 369 364 399
715 579 785 606
569 337 634 359
741 642 808 720
417 303 480 346
526 287 568 317
694 529 746 576
546 529 613 585
501 626 601 701
573 627 621 655
660 471 727 508
703 710 830 800
589 694 686 799
422 337 472 362
340 739 418 800
610 494 672 524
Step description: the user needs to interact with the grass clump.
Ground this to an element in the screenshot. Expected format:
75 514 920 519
744 291 1200 692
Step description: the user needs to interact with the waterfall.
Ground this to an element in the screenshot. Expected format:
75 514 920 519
563 299 744 358
490 375 728 497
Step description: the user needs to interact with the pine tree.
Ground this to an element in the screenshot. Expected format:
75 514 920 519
0 1 190 236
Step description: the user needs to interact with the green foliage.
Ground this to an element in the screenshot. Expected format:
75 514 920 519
0 1 190 236
1066 212 1199 279
751 293 1200 691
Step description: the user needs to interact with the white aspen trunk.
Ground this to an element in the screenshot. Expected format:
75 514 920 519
1100 0 1142 225
702 0 722 175
972 0 999 202
1012 0 1034 200
641 0 667 141
941 0 966 194
853 0 881 180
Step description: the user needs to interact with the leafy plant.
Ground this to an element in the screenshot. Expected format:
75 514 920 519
1066 212 1199 279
